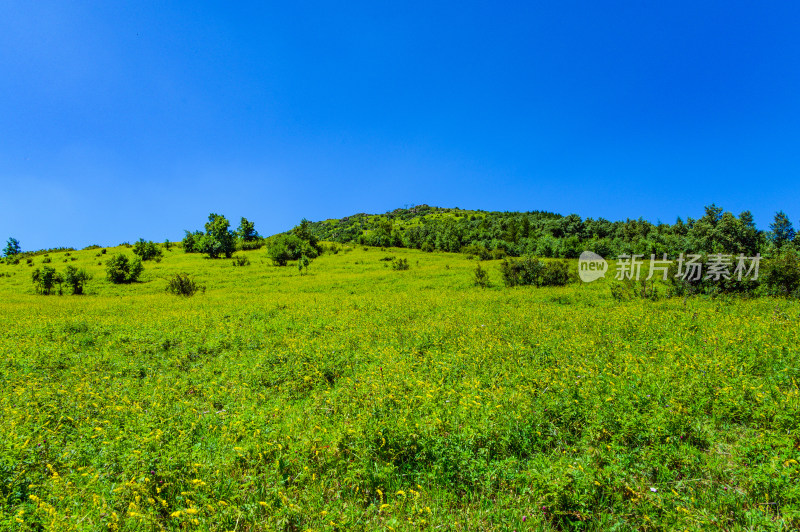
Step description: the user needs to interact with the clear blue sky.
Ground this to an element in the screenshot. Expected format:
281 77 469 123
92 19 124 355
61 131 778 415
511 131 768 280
2 1 799 250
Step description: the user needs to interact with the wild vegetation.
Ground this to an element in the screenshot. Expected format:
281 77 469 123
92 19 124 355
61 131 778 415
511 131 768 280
307 204 796 261
0 208 799 530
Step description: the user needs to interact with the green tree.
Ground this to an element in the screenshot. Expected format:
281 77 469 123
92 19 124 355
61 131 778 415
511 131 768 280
267 234 305 266
298 254 311 275
32 266 63 295
3 237 21 257
770 211 795 249
133 239 163 261
182 230 204 253
64 266 92 295
106 254 143 284
762 249 800 296
291 218 321 256
200 213 236 258
237 217 259 242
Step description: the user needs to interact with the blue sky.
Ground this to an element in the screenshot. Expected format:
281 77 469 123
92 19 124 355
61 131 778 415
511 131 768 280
2 1 799 249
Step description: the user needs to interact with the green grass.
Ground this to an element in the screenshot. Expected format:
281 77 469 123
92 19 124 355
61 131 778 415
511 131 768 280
1 245 799 530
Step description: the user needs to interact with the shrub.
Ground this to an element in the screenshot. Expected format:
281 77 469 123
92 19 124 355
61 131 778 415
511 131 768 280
462 244 491 260
541 260 570 286
324 243 341 255
500 257 569 287
490 248 507 260
611 277 660 301
32 266 63 295
421 242 434 253
64 266 92 295
106 254 143 284
182 230 204 253
232 255 250 267
267 234 310 266
298 255 311 275
239 238 265 251
166 273 204 296
42 256 51 264
391 258 410 270
500 257 543 287
474 264 490 287
133 239 163 262
762 250 800 296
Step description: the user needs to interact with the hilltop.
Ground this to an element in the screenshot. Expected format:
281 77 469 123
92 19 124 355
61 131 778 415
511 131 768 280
304 204 798 259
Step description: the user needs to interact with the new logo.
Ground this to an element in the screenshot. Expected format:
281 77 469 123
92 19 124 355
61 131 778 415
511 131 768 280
578 251 608 282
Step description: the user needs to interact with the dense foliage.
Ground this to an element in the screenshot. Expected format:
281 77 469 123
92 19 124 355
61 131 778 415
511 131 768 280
184 214 265 256
266 219 322 266
31 266 62 295
307 204 796 260
165 272 204 296
3 237 21 257
500 257 570 287
63 265 92 295
105 254 144 284
132 239 163 262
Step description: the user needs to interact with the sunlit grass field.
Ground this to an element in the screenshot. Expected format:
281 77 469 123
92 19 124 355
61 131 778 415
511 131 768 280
1 245 799 530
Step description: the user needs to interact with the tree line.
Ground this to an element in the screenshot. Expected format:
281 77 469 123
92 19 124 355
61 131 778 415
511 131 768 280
307 204 797 259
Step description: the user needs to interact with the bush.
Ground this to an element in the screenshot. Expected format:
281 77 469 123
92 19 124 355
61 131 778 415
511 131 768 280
298 255 311 275
462 244 490 260
239 238 265 251
133 239 163 262
42 256 51 264
762 250 800 296
64 266 92 295
611 278 660 301
500 257 542 287
267 234 312 266
166 273 204 296
106 254 143 284
500 257 569 287
32 266 62 295
541 260 569 286
391 258 410 270
182 230 204 253
232 255 250 267
474 264 490 287
490 248 508 260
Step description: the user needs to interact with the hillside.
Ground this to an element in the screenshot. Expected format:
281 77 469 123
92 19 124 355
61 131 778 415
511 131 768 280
307 204 772 259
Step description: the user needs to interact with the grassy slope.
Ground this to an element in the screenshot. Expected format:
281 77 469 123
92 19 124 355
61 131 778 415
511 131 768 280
1 245 799 531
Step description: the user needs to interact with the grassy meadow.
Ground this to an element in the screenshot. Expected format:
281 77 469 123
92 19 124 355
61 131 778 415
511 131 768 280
1 244 799 530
